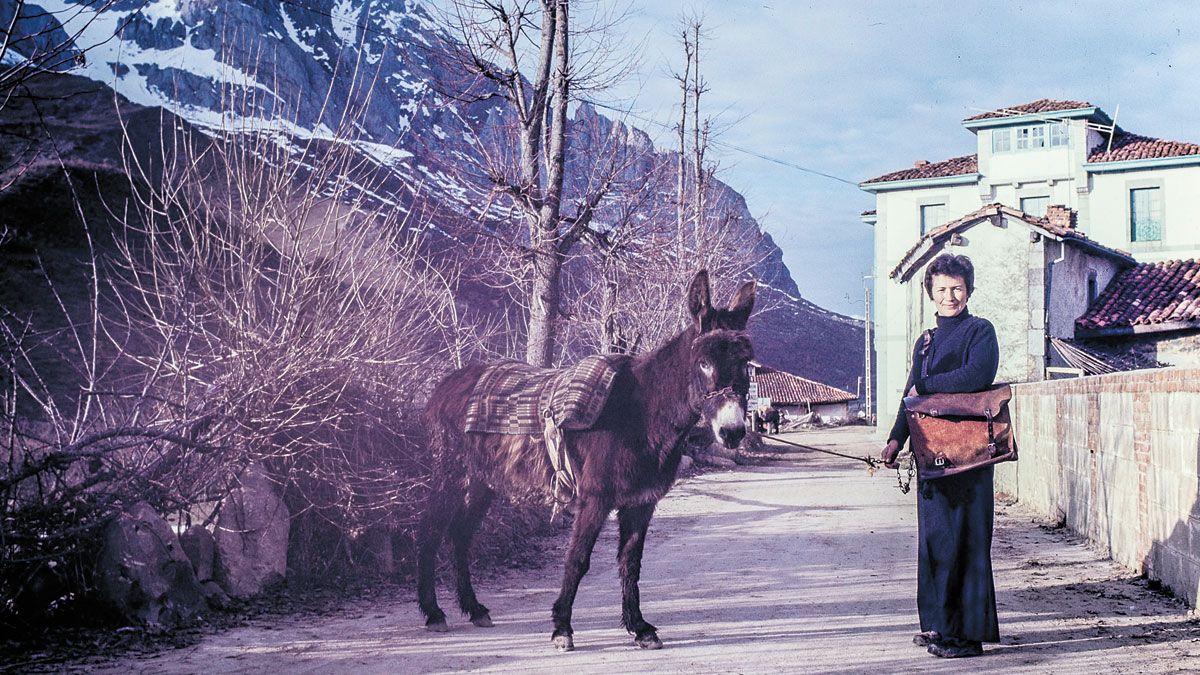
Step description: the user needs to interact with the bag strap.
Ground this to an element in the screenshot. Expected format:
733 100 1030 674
919 329 935 380
985 406 997 453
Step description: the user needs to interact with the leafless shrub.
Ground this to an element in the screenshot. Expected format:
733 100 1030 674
0 42 492 617
104 52 485 573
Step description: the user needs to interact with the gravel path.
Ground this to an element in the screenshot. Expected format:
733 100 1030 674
86 427 1199 674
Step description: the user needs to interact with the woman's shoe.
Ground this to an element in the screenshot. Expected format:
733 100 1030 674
927 637 983 658
912 631 941 646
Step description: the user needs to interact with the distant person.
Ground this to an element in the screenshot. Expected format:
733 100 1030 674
762 406 781 434
880 253 1000 659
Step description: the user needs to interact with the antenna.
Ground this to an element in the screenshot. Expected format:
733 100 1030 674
1106 104 1120 154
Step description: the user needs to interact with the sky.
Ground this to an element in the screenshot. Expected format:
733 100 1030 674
576 0 1200 317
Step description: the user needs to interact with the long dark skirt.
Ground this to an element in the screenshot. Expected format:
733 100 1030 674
916 465 1000 643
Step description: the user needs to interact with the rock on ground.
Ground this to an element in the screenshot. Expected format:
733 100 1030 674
214 464 289 598
180 525 216 582
95 501 207 628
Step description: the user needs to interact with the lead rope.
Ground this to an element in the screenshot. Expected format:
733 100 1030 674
764 435 914 494
766 436 880 468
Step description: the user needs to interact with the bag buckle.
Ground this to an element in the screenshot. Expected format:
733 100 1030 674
934 455 946 467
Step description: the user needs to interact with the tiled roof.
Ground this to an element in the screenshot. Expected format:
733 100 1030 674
861 154 977 185
963 99 1094 121
1076 259 1200 331
752 363 856 406
1088 132 1200 163
889 203 1133 281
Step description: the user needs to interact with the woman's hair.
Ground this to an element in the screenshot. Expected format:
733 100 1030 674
923 253 975 298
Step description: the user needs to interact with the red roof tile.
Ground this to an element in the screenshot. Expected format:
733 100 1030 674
862 154 978 185
963 99 1094 121
1088 133 1200 163
1077 259 1200 331
752 364 856 405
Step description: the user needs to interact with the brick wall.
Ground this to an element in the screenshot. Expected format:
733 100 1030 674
996 367 1200 606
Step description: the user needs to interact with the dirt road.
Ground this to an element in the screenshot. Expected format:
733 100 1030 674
89 427 1198 674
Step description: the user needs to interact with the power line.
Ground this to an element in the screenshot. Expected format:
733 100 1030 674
583 99 860 187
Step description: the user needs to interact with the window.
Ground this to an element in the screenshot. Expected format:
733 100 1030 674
992 128 1012 152
1030 125 1046 149
1049 122 1069 147
1011 123 1066 151
920 203 947 235
1087 270 1098 306
1020 195 1049 218
1130 187 1163 242
1016 126 1046 150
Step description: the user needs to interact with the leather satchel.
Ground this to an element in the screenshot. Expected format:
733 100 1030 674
903 383 1017 480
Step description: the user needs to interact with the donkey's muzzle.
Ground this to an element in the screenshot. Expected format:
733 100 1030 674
701 386 747 450
718 423 746 449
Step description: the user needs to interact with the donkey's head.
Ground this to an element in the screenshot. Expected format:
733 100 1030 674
687 270 756 449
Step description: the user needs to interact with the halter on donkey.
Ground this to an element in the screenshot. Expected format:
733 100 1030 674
416 270 756 651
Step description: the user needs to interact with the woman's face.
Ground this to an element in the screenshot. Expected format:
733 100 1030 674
930 273 969 317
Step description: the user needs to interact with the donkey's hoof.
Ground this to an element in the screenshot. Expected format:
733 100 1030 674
471 612 494 628
635 630 663 649
553 634 575 652
425 619 450 633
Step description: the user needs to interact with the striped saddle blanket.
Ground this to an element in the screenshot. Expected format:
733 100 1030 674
463 354 628 435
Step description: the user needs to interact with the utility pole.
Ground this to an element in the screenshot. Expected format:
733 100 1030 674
863 276 875 425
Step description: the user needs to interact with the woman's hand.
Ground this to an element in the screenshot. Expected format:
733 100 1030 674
881 439 901 468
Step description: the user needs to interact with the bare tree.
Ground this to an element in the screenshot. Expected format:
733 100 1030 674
431 0 637 367
567 14 769 354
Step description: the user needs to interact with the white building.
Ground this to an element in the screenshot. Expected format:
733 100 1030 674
861 99 1200 427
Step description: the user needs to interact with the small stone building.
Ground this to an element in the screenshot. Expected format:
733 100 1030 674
1074 258 1200 368
751 362 857 422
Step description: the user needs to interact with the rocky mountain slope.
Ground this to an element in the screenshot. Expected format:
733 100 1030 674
4 0 864 391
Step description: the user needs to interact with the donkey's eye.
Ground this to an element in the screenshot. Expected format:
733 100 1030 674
699 361 714 377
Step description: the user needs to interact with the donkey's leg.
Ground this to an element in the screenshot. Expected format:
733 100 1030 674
450 481 495 627
416 482 464 631
550 496 610 652
617 503 661 649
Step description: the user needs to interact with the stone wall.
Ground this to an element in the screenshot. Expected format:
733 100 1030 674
996 367 1200 606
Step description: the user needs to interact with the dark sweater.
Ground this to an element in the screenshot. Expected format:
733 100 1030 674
887 309 1000 446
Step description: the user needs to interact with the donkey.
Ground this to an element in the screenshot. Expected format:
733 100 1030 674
416 270 756 651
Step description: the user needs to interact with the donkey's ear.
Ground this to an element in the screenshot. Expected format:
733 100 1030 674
725 279 757 329
687 269 712 329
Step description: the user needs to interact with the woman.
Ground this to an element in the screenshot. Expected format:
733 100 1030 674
880 253 1000 659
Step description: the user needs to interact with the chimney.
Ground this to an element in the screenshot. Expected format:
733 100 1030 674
1045 205 1076 231
914 159 930 168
